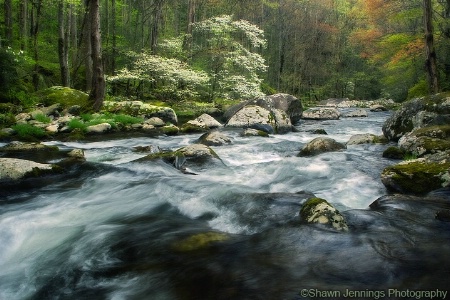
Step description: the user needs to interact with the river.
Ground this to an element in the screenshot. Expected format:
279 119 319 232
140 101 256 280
1 110 450 299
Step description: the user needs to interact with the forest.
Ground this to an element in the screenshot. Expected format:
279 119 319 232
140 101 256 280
1 0 450 110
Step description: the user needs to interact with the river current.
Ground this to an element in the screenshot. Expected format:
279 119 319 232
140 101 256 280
1 110 450 299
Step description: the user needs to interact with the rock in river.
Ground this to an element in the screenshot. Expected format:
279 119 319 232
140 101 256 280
300 197 348 231
298 137 346 157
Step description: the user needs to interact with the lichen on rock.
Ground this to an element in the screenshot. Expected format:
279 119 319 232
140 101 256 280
300 197 348 231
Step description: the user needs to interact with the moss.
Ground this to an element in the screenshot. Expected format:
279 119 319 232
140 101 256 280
413 125 450 139
382 161 450 194
180 123 208 133
300 197 328 220
372 135 388 144
161 125 179 136
34 86 89 108
172 232 229 252
24 165 64 179
383 146 405 159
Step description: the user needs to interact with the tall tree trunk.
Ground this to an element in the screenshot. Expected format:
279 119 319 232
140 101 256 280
19 0 28 50
58 0 70 86
111 0 116 76
88 0 105 111
183 0 196 51
423 0 439 94
150 0 164 53
4 0 13 46
31 0 42 90
82 5 93 92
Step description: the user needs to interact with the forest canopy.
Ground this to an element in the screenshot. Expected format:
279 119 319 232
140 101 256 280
1 0 449 108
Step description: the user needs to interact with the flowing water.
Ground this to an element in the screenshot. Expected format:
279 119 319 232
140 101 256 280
1 111 450 299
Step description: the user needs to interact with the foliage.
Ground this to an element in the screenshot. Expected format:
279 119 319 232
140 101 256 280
191 15 267 100
12 124 47 139
107 52 209 100
0 48 34 102
33 114 52 124
0 113 16 128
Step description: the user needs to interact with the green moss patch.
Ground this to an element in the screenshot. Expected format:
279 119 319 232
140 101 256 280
382 161 450 194
300 197 328 220
34 86 89 108
172 232 229 252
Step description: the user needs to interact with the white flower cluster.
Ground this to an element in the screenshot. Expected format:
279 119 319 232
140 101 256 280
107 52 209 99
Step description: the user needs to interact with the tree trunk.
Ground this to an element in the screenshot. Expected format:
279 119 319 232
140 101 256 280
83 5 93 92
423 0 439 94
4 0 13 46
183 0 196 51
19 0 28 50
150 0 164 53
88 0 105 111
31 0 42 91
58 0 70 86
111 0 117 76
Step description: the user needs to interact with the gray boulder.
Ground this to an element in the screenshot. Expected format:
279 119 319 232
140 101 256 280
347 133 387 145
381 150 450 194
226 105 292 134
344 109 368 118
224 93 302 124
301 107 340 120
382 94 450 141
145 117 165 127
188 114 222 129
241 128 269 137
298 137 346 157
398 125 450 157
300 197 348 231
86 122 112 134
198 131 232 146
0 158 58 181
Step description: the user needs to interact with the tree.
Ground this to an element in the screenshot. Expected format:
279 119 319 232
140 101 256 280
423 0 439 94
87 0 105 111
58 0 70 86
192 15 267 101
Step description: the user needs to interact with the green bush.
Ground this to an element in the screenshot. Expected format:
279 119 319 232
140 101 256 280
0 113 16 127
34 113 51 124
113 114 143 125
12 124 47 139
67 118 87 132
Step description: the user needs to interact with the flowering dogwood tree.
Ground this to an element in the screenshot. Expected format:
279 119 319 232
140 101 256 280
192 15 268 101
107 51 209 100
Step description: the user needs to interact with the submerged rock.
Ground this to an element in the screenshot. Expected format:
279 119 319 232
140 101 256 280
298 137 346 157
172 232 230 252
299 197 348 231
0 141 59 152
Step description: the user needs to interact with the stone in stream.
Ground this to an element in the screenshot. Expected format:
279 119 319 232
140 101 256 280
298 137 346 157
299 197 348 231
0 157 61 181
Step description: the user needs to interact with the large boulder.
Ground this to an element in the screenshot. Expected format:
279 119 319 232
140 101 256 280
181 114 222 133
224 93 303 124
381 151 450 194
344 109 368 118
347 133 388 145
86 123 112 134
226 105 292 134
198 131 232 146
298 137 346 157
301 107 340 120
299 197 348 231
103 100 178 124
398 125 450 157
382 93 450 141
0 158 60 181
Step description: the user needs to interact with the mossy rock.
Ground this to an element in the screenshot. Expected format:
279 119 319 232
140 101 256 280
172 232 230 252
161 125 179 136
34 86 89 108
381 160 450 194
300 197 348 231
298 137 346 157
180 123 209 133
382 146 405 159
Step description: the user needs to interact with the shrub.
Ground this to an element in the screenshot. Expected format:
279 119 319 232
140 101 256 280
0 113 16 127
34 113 51 123
12 124 47 139
67 118 87 132
113 114 143 125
